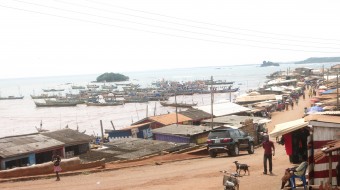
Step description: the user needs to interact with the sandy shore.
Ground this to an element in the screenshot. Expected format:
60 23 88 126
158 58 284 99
0 90 311 190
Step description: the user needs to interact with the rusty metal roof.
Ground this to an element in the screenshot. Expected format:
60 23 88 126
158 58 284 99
0 134 64 158
41 128 94 146
179 108 211 121
121 122 153 130
149 113 192 125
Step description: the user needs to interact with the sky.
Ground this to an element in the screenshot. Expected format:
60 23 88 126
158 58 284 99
1 0 340 79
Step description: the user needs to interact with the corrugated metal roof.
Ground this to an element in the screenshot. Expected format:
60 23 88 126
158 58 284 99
202 115 269 128
152 124 211 136
304 115 340 124
0 134 64 158
149 113 192 125
41 129 94 146
266 79 297 85
269 119 308 138
236 94 277 104
179 108 211 120
194 102 251 117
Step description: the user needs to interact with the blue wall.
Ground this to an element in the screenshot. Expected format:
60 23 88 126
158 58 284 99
154 134 190 143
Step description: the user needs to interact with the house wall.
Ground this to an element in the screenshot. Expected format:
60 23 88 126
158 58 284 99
108 130 132 141
154 134 190 144
309 123 340 186
194 133 209 144
136 126 153 139
108 126 153 141
0 157 105 178
0 154 35 170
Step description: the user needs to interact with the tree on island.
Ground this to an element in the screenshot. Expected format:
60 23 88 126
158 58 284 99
96 72 129 82
261 61 279 67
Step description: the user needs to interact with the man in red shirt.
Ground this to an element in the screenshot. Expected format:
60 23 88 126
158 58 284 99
262 134 275 175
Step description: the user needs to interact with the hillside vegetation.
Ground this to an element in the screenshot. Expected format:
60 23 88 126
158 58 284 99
295 57 340 64
96 72 129 82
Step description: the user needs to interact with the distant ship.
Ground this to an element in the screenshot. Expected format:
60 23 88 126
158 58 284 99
160 101 198 108
0 96 24 100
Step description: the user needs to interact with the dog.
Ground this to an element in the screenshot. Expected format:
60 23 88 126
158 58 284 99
233 161 250 175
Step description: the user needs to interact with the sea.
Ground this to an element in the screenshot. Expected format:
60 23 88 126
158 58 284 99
0 63 335 138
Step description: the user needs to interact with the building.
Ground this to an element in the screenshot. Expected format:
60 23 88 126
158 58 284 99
179 108 211 125
106 122 153 141
0 133 64 170
41 129 93 158
304 115 340 186
132 113 192 129
0 129 93 170
152 124 212 144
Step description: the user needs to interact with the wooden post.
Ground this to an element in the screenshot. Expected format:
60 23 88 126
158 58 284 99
100 120 104 145
110 120 115 130
337 73 339 110
328 152 332 185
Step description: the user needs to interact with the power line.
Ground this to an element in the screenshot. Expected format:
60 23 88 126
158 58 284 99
13 0 340 50
0 4 339 54
84 0 340 43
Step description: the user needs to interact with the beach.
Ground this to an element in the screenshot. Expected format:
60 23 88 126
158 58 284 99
0 88 312 190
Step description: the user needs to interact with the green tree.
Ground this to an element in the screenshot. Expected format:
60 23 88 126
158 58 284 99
96 72 129 82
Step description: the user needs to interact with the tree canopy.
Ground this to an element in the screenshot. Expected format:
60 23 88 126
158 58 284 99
96 72 129 82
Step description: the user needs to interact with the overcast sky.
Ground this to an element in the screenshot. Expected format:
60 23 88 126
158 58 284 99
1 0 340 79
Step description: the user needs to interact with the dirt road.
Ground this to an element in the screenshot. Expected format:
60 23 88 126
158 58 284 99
0 92 310 190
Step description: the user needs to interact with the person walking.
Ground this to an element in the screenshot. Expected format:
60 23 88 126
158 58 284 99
52 152 62 181
262 135 275 175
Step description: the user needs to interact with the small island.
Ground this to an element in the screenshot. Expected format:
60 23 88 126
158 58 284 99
96 72 129 82
260 61 280 67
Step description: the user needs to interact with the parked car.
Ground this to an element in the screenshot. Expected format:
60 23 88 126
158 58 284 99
207 127 255 158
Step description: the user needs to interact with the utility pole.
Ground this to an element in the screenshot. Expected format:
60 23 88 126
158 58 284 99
146 104 148 117
100 120 104 145
175 92 178 125
210 76 214 130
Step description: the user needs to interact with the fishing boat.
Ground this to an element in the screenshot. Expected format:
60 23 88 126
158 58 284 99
123 96 149 103
86 84 100 88
30 94 59 99
205 80 234 85
216 87 239 93
71 85 86 89
0 96 24 100
86 101 124 106
34 99 78 107
42 88 64 92
160 101 197 108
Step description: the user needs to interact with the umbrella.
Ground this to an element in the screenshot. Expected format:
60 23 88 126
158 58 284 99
307 106 324 114
318 85 327 90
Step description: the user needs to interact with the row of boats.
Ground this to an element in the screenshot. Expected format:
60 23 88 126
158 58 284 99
2 79 240 108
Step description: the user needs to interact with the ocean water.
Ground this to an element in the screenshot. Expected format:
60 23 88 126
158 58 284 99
0 63 334 138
